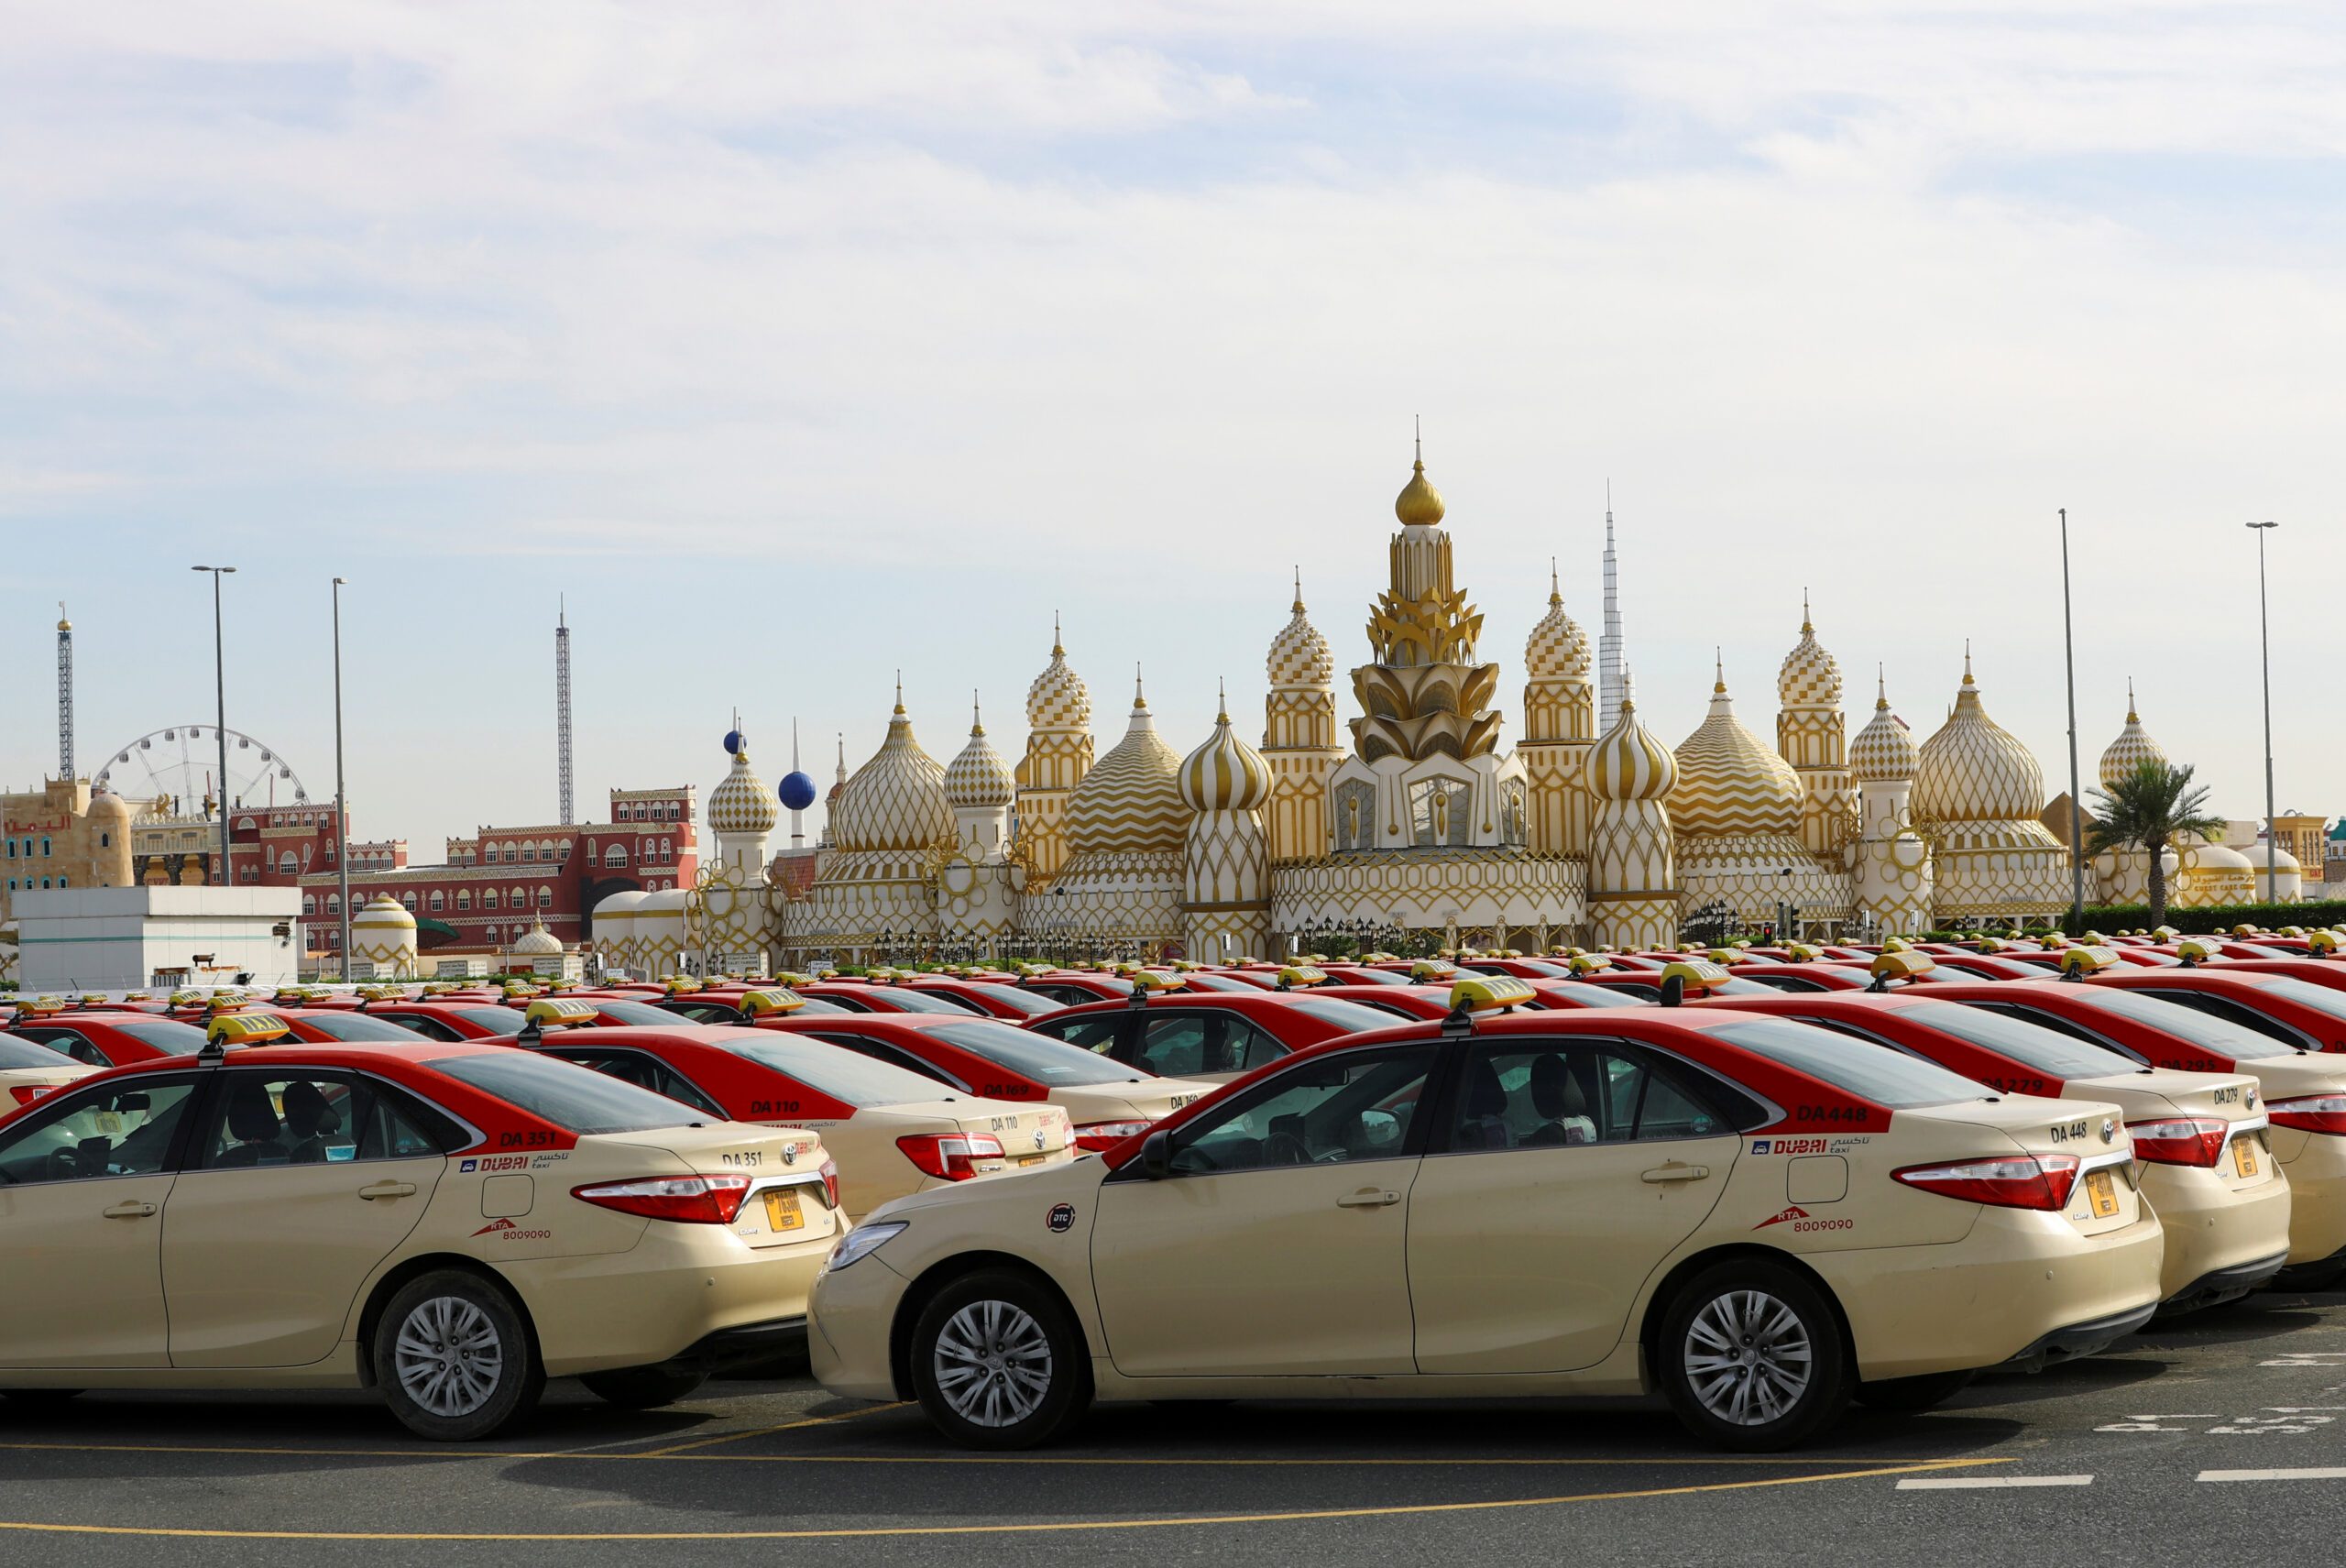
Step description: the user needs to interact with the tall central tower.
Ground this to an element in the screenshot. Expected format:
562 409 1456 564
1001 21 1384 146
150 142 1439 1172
1262 572 1343 861
56 604 74 781
1015 618 1094 890
555 603 575 824
1598 498 1625 732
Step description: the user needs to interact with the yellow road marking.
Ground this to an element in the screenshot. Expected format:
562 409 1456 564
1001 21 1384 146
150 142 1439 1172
0 1457 2008 1539
636 1400 911 1455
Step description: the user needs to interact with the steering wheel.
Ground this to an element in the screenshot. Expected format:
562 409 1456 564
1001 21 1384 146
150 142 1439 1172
41 1148 79 1181
1261 1131 1310 1167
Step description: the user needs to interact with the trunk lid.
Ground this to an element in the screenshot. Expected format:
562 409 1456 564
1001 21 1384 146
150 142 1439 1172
1900 1091 2141 1234
596 1123 839 1247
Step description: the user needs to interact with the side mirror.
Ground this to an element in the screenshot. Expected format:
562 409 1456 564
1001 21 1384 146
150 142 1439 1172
1138 1129 1172 1180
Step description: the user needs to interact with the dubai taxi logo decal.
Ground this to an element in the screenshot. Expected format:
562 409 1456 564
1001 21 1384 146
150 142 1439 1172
1753 1204 1854 1234
471 1218 552 1241
1753 1206 1809 1230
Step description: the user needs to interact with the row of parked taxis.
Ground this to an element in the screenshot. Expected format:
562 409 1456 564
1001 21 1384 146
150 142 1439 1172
4 925 2346 1451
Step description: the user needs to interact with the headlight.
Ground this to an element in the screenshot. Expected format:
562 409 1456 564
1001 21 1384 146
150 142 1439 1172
825 1221 907 1272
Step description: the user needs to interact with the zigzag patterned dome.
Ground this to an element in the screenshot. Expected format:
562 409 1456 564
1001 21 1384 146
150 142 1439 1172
1178 689 1272 813
1025 622 1091 730
2098 684 2167 790
943 700 1016 810
1849 674 1920 783
1065 682 1189 853
1913 655 2045 823
707 744 780 835
832 695 955 854
1524 567 1591 681
1587 678 1676 801
1669 664 1803 835
1267 576 1334 688
1778 599 1843 708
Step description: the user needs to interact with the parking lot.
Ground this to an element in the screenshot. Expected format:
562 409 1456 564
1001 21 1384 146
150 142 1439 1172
8 1288 2346 1567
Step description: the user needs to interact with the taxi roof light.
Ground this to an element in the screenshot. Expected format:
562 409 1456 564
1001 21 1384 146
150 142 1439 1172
1442 975 1537 1033
1275 965 1329 991
1656 959 1731 1007
2172 938 2219 968
740 988 806 1018
1867 950 1937 991
2060 944 2122 979
205 1013 291 1049
1409 959 1458 982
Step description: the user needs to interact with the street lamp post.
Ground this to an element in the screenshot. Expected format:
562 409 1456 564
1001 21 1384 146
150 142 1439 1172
192 565 236 886
332 577 352 976
2249 521 2280 896
2057 510 2086 928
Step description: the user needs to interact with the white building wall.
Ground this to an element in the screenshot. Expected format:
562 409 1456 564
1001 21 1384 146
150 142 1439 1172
13 887 304 991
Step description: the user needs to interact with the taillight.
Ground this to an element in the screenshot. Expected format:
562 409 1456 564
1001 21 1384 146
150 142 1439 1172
819 1157 840 1210
2267 1095 2346 1135
2126 1117 2228 1167
1893 1153 2081 1211
8 1085 53 1108
571 1174 752 1223
895 1133 1006 1180
1074 1119 1149 1152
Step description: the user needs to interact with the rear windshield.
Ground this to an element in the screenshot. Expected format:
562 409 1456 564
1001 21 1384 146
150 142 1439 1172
1547 987 1648 1008
1898 1003 2142 1080
1331 969 1409 986
949 984 1063 1017
1705 1018 1990 1109
921 1020 1146 1085
1288 998 1413 1034
866 988 980 1014
1170 972 1254 992
2073 990 2302 1060
600 999 708 1025
293 1014 430 1043
110 1019 210 1051
716 1037 960 1108
2244 978 2346 1024
0 1036 72 1069
426 1051 699 1133
448 1008 525 1036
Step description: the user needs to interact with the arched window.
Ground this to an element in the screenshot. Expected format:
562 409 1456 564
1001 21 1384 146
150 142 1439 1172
279 852 297 876
660 837 673 860
41 837 52 857
605 844 627 867
326 894 341 916
538 885 554 908
401 893 417 911
456 890 473 911
99 832 111 849
559 841 572 861
430 891 445 912
302 895 316 916
504 846 518 863
485 924 499 944
521 844 536 863
483 889 500 911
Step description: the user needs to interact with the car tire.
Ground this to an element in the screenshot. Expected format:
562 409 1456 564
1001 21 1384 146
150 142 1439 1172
909 1268 1091 1451
580 1366 708 1410
1658 1258 1850 1452
1854 1370 1972 1413
373 1270 544 1442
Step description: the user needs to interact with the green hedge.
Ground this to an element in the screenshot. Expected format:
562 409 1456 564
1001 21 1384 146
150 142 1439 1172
2055 901 2346 936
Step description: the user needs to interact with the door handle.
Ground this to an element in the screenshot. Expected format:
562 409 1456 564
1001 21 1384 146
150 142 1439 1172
357 1180 418 1201
1335 1189 1402 1208
101 1201 158 1219
1640 1164 1711 1184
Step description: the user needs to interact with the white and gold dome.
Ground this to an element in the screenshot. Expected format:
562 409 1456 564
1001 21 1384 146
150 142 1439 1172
1268 571 1335 689
2097 683 2167 790
943 698 1016 811
1776 597 1844 710
1914 652 2049 825
511 918 563 957
1178 685 1273 814
1025 617 1092 732
831 686 955 855
1064 675 1189 855
1036 673 1190 947
1849 672 1921 783
1669 660 1803 837
708 743 780 837
1913 651 2068 920
1588 677 1677 803
1524 565 1592 682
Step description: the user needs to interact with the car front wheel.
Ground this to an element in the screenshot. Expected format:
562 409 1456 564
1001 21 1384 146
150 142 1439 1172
373 1270 544 1441
1659 1259 1849 1451
909 1268 1090 1450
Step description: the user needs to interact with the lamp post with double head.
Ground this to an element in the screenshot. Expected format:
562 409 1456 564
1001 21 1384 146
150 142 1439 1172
2249 521 2280 894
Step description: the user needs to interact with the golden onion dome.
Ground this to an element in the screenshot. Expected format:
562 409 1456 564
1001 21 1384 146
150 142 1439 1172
1395 457 1446 528
1267 571 1335 689
1913 651 2048 824
1848 670 1921 783
831 688 956 854
1065 675 1189 853
1586 674 1676 801
1025 616 1091 731
1178 685 1273 813
1524 564 1591 682
1668 661 1803 835
707 742 780 836
1776 595 1843 708
943 697 1017 810
2097 682 2168 790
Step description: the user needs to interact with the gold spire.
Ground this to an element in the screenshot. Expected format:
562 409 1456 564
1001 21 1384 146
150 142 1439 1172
1216 677 1229 722
1714 649 1727 695
1961 640 1974 685
1133 664 1146 710
1291 567 1304 615
893 671 904 716
1876 663 1890 711
2126 676 2138 723
1801 587 1813 635
1051 612 1063 659
970 690 984 737
1394 421 1446 527
1549 558 1562 608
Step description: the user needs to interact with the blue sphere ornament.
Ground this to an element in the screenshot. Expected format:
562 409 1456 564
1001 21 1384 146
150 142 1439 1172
779 771 818 812
723 729 743 756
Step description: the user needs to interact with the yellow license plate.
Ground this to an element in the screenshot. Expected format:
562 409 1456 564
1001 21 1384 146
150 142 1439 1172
2234 1137 2260 1178
762 1188 805 1233
2085 1168 2119 1218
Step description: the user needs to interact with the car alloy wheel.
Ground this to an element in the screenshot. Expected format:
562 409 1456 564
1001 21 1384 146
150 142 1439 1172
1682 1288 1813 1427
393 1295 506 1420
931 1298 1054 1428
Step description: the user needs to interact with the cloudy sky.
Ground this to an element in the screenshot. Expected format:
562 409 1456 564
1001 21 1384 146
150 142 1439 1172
3 2 2339 851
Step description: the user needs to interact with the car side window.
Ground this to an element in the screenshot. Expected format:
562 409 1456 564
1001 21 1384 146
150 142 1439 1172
14 1027 110 1068
1136 1014 1210 1077
2154 992 2308 1047
1970 1003 2135 1057
197 1072 444 1168
552 1051 725 1117
0 1076 201 1185
814 1034 966 1091
1222 1017 1288 1072
381 1013 464 1043
1168 1047 1436 1175
1033 1014 1124 1052
1445 1045 1727 1152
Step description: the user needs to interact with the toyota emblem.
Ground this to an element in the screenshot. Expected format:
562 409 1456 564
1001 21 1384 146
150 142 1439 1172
782 1144 797 1166
1032 1129 1046 1151
2248 1090 2259 1110
2099 1118 2117 1145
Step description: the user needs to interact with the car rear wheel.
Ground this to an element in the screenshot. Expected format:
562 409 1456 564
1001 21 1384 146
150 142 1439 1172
580 1366 708 1409
1659 1259 1849 1451
374 1270 544 1442
910 1269 1090 1450
1854 1369 1972 1413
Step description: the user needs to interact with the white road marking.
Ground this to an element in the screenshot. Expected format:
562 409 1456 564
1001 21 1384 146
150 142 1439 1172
1896 1475 2094 1490
2199 1468 2346 1483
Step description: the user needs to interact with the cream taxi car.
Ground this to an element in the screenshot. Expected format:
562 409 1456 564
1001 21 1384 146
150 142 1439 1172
809 980 2166 1452
0 1034 842 1439
0 1031 95 1109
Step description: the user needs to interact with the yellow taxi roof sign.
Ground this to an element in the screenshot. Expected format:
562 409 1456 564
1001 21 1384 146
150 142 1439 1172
1276 965 1329 989
2310 930 2341 955
1568 952 1613 975
1446 974 1536 1017
740 989 806 1017
207 1013 291 1047
16 995 70 1016
1660 959 1732 991
1784 943 1822 963
1128 970 1186 994
2232 923 2262 938
1409 959 1458 981
1880 937 1911 953
1869 949 1935 983
524 997 598 1026
2062 944 2122 974
1705 948 1741 966
2173 938 2220 964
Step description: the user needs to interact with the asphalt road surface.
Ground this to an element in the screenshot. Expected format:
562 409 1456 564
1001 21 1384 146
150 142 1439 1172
13 1289 2346 1566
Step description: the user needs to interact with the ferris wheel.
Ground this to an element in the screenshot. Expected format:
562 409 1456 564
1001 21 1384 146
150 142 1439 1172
94 726 311 816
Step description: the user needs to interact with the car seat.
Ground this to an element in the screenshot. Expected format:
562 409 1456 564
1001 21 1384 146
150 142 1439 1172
1522 1054 1597 1146
214 1080 284 1167
280 1080 343 1164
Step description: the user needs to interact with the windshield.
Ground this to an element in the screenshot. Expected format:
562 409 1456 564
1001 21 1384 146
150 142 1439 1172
1171 972 1254 992
1546 987 1648 1008
1288 998 1414 1034
293 1014 430 1043
597 999 699 1025
427 1051 699 1133
1898 1003 2143 1079
1705 1018 1990 1108
2072 990 2302 1060
948 984 1063 1016
109 1020 210 1051
448 1008 525 1036
922 1020 1149 1084
1331 968 1409 985
717 1037 962 1107
867 988 981 1014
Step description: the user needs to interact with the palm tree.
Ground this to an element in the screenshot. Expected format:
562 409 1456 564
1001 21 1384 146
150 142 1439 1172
2087 760 2227 927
